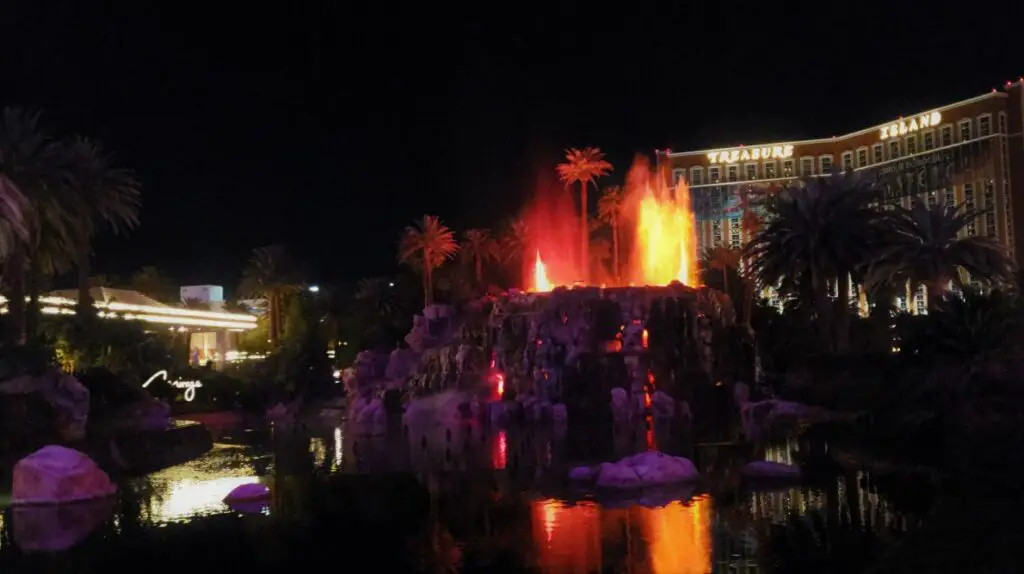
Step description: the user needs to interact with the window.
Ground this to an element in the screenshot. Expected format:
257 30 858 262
959 119 972 142
690 167 703 186
842 151 853 171
729 217 741 249
923 131 935 151
745 164 757 180
857 148 868 168
763 161 777 178
783 159 795 177
709 166 721 183
873 144 883 163
940 125 953 147
984 181 996 238
926 190 937 206
711 219 723 247
727 165 739 182
963 183 976 236
800 157 814 176
943 188 955 206
979 114 992 137
906 135 917 155
889 140 900 159
819 155 833 174
999 112 1008 134
672 169 686 186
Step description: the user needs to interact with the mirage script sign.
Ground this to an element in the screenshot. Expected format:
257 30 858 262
142 370 204 402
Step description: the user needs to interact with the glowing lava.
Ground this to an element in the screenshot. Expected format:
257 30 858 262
534 250 553 292
631 171 699 287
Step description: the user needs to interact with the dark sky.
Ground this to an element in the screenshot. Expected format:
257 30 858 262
0 3 1019 292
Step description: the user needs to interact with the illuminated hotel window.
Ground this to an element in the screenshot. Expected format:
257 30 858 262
906 135 917 155
783 159 795 176
745 164 757 180
926 190 937 206
924 131 935 151
763 160 777 178
819 155 833 174
940 125 953 146
984 181 996 237
729 217 742 248
943 188 955 206
672 168 686 186
958 119 972 142
690 167 703 185
873 144 883 163
979 115 992 137
964 183 976 236
889 140 900 159
727 165 739 182
709 166 721 183
842 151 853 171
800 157 814 176
857 148 868 167
999 112 1007 134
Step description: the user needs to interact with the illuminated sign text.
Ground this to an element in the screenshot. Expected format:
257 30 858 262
708 145 793 165
880 111 941 140
142 370 204 402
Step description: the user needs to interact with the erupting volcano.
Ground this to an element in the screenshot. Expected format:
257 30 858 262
528 156 698 291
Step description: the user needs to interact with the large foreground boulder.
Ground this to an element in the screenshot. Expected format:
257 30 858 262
12 445 116 505
0 370 90 441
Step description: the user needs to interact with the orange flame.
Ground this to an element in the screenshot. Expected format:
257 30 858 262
534 250 553 292
632 176 699 287
523 155 698 289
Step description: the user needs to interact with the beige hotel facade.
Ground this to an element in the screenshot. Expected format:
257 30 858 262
656 79 1024 313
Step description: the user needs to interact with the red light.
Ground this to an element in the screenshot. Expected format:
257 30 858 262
496 373 505 398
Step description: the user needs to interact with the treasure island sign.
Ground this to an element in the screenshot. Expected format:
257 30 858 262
880 111 942 140
142 370 203 402
707 144 794 165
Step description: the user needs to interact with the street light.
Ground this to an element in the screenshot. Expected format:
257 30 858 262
308 285 320 293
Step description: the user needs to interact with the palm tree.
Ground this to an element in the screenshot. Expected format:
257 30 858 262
65 137 141 319
597 185 626 283
460 228 498 288
556 147 613 283
702 246 742 295
745 173 882 352
499 217 530 266
866 202 1014 311
0 108 66 343
398 215 458 305
240 245 300 347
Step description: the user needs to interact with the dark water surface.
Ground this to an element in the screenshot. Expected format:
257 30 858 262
0 420 916 573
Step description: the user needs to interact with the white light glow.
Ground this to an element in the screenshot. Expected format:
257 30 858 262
0 295 257 330
141 370 204 401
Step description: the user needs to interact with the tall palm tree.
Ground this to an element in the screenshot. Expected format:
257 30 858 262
745 173 882 352
398 215 458 305
460 228 498 288
499 217 530 266
866 202 1014 311
0 108 74 343
240 245 300 347
65 136 141 319
597 185 626 283
556 147 612 283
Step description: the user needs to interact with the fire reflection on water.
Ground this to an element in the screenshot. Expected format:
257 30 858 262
531 495 711 573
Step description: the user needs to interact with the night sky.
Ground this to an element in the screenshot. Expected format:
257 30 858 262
0 3 1019 292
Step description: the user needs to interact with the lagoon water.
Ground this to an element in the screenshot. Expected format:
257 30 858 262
0 421 915 573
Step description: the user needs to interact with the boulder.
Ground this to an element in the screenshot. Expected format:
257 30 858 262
12 446 116 505
0 370 90 441
224 482 271 502
651 391 675 420
589 451 699 490
568 465 597 481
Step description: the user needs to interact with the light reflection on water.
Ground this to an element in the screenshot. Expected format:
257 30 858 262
132 443 272 524
0 422 917 572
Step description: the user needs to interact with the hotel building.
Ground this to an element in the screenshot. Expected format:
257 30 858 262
657 80 1024 313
